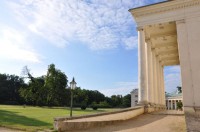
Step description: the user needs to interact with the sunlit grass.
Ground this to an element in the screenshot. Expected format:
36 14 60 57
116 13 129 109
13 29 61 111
0 105 115 131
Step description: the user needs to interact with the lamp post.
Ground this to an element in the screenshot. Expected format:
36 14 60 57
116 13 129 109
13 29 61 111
70 77 76 117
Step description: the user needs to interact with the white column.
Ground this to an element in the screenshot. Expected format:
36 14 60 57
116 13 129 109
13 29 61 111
166 100 167 109
151 48 155 104
152 49 156 104
167 100 169 110
161 66 166 105
159 65 164 105
176 20 194 107
171 100 173 110
138 27 147 104
153 51 158 105
159 65 163 105
158 62 162 105
146 40 152 104
156 57 160 105
175 100 177 110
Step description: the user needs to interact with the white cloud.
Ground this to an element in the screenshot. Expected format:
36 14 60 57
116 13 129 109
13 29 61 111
123 36 138 50
0 26 41 63
7 0 149 50
100 81 137 97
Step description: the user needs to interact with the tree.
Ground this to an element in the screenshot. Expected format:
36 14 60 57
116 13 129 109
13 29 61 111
110 95 123 107
0 64 134 108
0 74 8 104
19 76 45 105
19 64 68 106
21 66 35 82
73 87 88 107
122 94 131 107
98 101 111 108
44 64 68 106
177 86 182 94
0 74 25 104
87 90 105 105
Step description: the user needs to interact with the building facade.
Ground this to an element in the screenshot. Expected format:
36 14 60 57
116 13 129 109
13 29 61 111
166 90 183 110
131 88 183 110
129 0 200 130
130 89 138 107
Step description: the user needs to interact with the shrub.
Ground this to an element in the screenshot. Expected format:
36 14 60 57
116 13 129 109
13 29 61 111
98 101 111 108
177 102 183 110
91 102 98 110
81 105 87 110
92 106 98 110
4 101 19 105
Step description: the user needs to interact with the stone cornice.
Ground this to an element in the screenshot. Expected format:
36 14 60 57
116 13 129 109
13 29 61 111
176 19 185 24
130 0 200 18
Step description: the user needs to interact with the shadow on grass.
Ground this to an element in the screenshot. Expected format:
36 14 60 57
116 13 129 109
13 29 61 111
38 106 108 112
0 109 51 127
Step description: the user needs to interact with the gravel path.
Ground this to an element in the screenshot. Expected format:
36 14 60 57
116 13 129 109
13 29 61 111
73 111 186 132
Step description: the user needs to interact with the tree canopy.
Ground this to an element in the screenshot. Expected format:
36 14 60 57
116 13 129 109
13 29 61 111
0 64 131 108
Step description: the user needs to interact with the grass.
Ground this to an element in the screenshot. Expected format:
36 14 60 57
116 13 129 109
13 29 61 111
0 105 116 131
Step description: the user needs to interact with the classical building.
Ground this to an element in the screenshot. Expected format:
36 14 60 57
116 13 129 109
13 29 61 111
131 88 183 110
129 0 200 131
166 90 183 110
130 89 138 107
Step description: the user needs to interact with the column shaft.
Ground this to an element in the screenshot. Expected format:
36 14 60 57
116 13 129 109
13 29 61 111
158 63 162 105
175 100 177 110
156 57 160 105
161 66 165 105
171 100 173 110
151 48 155 104
153 51 158 104
168 100 169 110
138 27 147 104
159 65 163 105
146 41 152 104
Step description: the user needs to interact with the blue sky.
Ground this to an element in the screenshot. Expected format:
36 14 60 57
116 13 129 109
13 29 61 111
0 0 181 96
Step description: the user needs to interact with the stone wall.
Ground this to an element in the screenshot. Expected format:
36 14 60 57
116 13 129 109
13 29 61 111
54 106 145 132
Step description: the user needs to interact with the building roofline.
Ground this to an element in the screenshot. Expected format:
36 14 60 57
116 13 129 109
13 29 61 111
128 0 172 12
130 89 138 93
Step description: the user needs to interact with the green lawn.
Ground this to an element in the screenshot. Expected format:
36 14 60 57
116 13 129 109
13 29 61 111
0 105 115 131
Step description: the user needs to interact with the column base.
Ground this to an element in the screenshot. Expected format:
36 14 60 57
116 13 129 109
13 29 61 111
150 104 166 112
137 103 166 113
137 100 148 105
184 106 200 132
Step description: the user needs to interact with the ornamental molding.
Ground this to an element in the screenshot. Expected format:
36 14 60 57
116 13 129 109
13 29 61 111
176 19 185 24
130 0 200 18
137 26 144 31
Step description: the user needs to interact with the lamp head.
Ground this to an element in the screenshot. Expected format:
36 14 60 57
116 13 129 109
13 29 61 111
70 77 77 89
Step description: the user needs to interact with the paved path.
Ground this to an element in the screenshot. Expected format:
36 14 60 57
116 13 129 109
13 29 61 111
0 127 22 132
72 111 186 132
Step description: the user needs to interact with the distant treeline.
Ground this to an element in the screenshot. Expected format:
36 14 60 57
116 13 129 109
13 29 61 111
0 64 131 108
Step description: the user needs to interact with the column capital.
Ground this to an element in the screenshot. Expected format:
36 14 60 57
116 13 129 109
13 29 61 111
145 38 151 43
176 19 185 25
151 48 155 51
137 26 144 31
